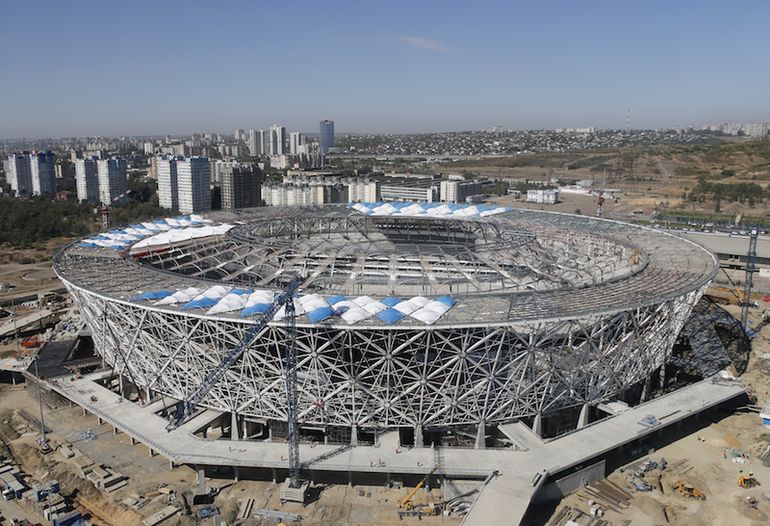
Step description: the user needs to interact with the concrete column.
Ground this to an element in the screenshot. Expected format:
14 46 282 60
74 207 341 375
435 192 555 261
532 413 543 438
475 421 486 450
148 447 155 457
169 459 174 470
348 471 353 487
414 425 424 448
130 436 136 445
81 407 87 417
231 412 239 441
234 466 239 482
112 426 118 436
97 416 103 426
144 386 151 402
350 426 358 446
242 420 248 440
577 403 590 429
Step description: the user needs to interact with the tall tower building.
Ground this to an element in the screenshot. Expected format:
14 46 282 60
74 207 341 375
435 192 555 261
221 163 261 210
289 132 304 155
270 125 287 155
75 157 100 202
319 120 335 153
156 157 179 211
30 151 57 195
258 130 269 156
96 157 128 205
176 157 211 214
7 153 32 196
247 129 259 156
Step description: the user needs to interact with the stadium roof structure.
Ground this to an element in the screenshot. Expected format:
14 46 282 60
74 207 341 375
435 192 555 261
54 204 718 329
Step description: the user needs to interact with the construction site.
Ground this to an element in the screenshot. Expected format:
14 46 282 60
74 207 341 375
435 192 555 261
0 202 767 526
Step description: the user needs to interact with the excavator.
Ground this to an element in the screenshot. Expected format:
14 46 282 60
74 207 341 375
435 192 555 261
672 480 706 500
738 474 760 489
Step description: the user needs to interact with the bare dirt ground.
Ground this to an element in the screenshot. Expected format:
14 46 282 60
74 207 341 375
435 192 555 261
544 299 770 526
0 383 460 526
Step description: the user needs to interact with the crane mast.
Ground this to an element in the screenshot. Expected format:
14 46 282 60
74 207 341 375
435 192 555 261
740 229 758 333
283 288 300 488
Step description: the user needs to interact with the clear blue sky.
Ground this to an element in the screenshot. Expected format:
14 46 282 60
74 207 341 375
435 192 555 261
2 0 769 137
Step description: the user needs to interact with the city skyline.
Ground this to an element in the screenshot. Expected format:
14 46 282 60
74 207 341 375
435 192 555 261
2 0 769 138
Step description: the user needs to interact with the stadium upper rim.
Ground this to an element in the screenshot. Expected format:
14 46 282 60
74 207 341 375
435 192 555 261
53 204 719 328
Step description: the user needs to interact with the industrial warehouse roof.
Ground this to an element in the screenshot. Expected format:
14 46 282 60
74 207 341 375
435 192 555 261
53 204 718 328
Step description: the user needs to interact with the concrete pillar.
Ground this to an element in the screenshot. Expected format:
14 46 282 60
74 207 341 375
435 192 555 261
231 412 239 441
532 413 543 438
169 459 174 470
144 386 151 403
242 420 248 440
577 403 590 429
414 425 424 448
112 426 118 436
348 471 353 487
271 468 277 484
148 447 155 457
641 374 652 403
350 426 358 446
475 421 486 450
234 466 239 482
81 407 87 417
130 436 136 445
97 416 103 426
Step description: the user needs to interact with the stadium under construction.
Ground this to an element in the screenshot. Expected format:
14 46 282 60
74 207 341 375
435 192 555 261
46 203 746 524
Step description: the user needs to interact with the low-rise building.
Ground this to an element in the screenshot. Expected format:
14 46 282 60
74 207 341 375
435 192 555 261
526 189 560 204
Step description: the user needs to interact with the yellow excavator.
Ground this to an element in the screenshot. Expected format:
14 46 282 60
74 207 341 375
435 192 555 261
672 480 706 500
738 474 760 489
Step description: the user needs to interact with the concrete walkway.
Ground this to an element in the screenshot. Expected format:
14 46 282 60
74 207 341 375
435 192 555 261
45 373 745 526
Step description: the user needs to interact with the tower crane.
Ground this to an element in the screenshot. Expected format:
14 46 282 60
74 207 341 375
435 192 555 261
165 275 307 500
95 189 132 229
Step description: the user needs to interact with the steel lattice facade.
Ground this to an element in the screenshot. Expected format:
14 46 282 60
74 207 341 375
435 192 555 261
54 206 718 432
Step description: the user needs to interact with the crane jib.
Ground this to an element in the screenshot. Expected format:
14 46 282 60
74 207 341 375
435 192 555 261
166 276 302 431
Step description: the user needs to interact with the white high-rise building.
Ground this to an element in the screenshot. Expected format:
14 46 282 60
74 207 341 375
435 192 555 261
6 152 56 196
75 157 99 202
247 129 259 156
30 152 57 195
289 132 303 155
176 157 211 214
96 157 128 205
7 153 32 196
156 157 179 211
270 125 287 155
